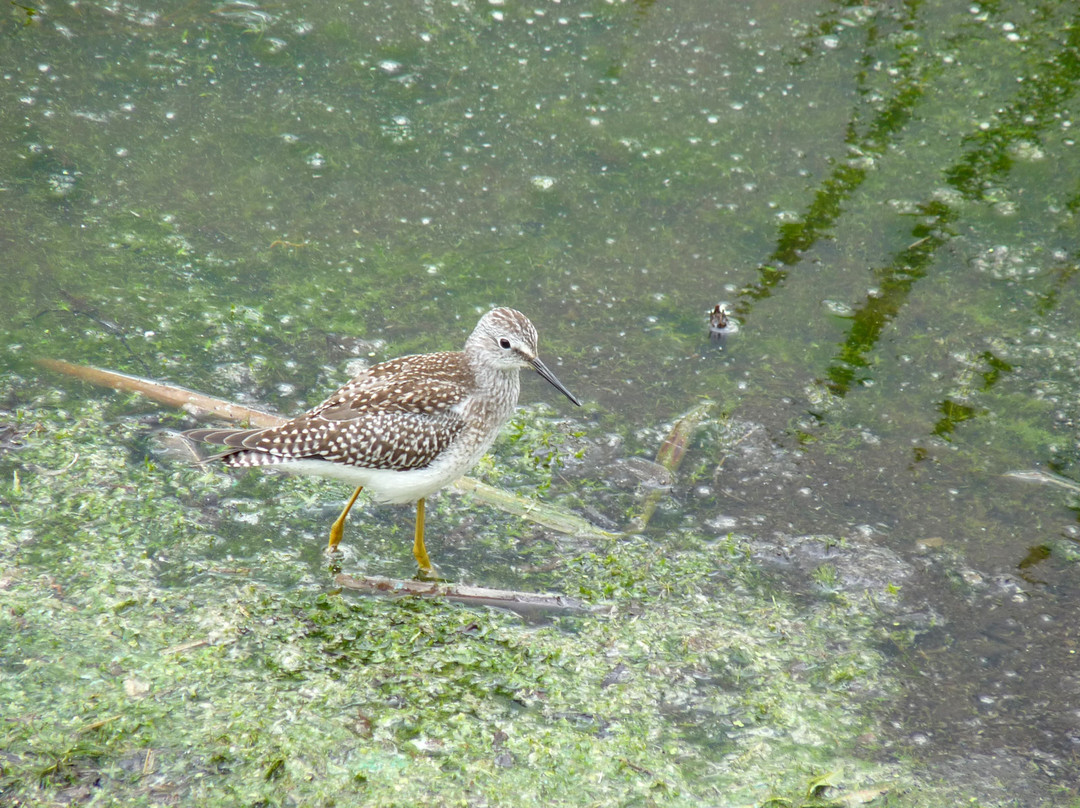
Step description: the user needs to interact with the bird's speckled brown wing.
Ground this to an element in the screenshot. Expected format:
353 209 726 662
187 351 476 471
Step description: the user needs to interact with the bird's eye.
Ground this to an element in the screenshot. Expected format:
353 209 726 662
499 337 512 349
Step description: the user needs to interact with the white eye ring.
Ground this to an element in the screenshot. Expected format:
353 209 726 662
499 337 512 349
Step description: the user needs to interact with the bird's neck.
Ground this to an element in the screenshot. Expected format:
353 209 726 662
468 354 521 416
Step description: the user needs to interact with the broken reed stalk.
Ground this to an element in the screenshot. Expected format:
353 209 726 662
36 358 286 429
625 399 714 533
333 573 606 617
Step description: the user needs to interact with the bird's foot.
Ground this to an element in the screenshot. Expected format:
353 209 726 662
413 564 441 583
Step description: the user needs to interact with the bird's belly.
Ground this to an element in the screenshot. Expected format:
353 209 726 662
275 444 489 504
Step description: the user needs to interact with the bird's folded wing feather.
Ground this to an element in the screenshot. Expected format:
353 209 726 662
225 353 476 470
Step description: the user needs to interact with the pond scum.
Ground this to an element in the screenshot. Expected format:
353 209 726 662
1 375 1010 808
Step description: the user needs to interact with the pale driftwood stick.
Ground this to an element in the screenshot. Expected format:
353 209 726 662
626 399 714 533
452 476 621 542
37 358 616 539
334 573 605 616
1004 469 1080 494
37 358 286 428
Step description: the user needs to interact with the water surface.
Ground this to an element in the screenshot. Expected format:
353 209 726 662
2 1 1079 805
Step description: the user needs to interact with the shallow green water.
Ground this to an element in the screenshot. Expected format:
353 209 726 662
2 1 1079 806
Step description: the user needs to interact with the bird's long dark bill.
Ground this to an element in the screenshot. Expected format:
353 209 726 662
531 357 582 406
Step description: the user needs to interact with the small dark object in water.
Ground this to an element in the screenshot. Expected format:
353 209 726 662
709 304 733 346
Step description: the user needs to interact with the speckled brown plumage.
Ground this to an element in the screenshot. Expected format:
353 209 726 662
186 352 477 472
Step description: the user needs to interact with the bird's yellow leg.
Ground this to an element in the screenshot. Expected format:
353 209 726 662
412 497 436 577
328 486 364 552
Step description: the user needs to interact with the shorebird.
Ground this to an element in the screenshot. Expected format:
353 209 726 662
185 308 581 576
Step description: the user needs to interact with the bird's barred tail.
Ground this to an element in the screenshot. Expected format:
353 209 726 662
183 427 296 468
183 427 265 448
